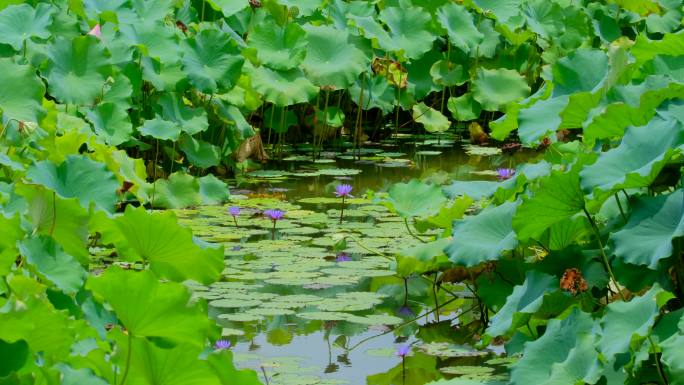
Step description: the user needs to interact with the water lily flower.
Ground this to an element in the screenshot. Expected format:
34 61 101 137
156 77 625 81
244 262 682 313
228 206 240 227
336 253 352 262
396 306 415 317
263 209 285 239
214 339 231 350
88 24 102 38
335 184 353 223
496 168 515 180
396 345 411 357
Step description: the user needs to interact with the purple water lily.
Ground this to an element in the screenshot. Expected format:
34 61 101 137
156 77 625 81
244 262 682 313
336 253 352 262
228 206 240 227
396 345 411 357
335 184 353 223
496 168 515 180
214 339 231 350
396 306 415 318
264 209 285 239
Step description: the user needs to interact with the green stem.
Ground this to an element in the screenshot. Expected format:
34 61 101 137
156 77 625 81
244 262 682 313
339 196 345 223
432 272 440 322
271 220 276 240
403 277 409 306
583 207 625 301
119 332 133 385
232 216 238 228
151 139 159 206
615 193 627 223
404 218 427 243
648 335 669 385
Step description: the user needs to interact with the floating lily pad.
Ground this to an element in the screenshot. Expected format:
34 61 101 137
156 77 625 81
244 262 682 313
464 145 502 156
440 366 496 375
317 168 362 176
218 313 265 322
209 298 262 308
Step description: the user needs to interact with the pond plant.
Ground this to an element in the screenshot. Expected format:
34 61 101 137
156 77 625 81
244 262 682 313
335 184 353 223
0 0 683 384
228 206 241 227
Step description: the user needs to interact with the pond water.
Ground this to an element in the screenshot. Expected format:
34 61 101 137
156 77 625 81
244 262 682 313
177 137 532 385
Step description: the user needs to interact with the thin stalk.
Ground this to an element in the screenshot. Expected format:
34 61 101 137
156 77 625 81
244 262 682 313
232 216 238 228
394 70 403 146
49 192 56 236
339 196 345 223
260 366 270 385
169 141 176 174
119 333 133 385
278 106 286 160
404 218 427 243
354 73 365 158
320 90 330 156
432 272 440 322
271 220 276 240
201 0 206 22
615 193 627 223
312 92 321 160
403 277 409 306
151 139 159 206
648 335 669 385
583 207 626 301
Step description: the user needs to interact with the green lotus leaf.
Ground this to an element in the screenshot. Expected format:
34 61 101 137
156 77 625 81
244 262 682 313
141 56 187 91
405 48 442 99
381 179 447 218
0 59 45 124
139 116 181 141
598 284 667 359
436 3 483 54
88 266 212 344
550 48 609 97
209 349 262 385
301 25 367 88
0 339 28 377
378 6 436 60
316 106 345 128
199 174 229 205
632 31 684 67
349 15 396 53
250 66 318 106
661 332 684 384
249 21 307 71
19 236 86 294
119 21 180 63
473 0 522 26
0 3 54 50
509 307 600 384
157 93 209 135
26 155 118 213
445 201 518 267
42 36 110 105
55 364 108 385
206 0 248 17
100 205 223 283
0 215 23 275
580 118 684 195
472 68 530 111
515 95 568 145
102 73 133 108
447 94 481 121
487 270 557 337
84 103 133 146
513 169 585 241
182 28 244 93
443 181 499 200
348 75 395 113
413 102 450 134
610 190 684 269
179 134 221 168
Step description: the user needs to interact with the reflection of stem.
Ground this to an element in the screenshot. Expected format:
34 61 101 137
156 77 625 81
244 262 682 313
260 366 270 385
403 218 427 243
582 208 625 301
346 298 476 351
340 196 345 223
119 332 132 385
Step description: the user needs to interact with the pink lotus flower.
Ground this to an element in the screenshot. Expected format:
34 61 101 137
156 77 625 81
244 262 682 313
88 24 102 38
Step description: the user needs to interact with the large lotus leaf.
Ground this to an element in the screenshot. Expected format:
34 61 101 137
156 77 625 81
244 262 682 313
250 66 318 106
510 308 600 384
378 6 436 60
0 339 28 378
513 169 585 241
445 201 518 267
264 106 298 133
157 93 209 135
0 3 54 50
0 215 23 275
182 29 243 93
443 181 500 200
103 205 223 283
413 102 450 133
20 186 89 265
580 118 684 195
198 174 229 205
249 21 307 71
522 0 565 40
87 266 212 345
179 134 221 168
487 270 557 337
516 96 568 145
430 60 467 87
661 332 684 384
42 36 110 105
381 179 447 218
26 155 118 213
85 103 133 146
436 3 483 54
597 284 664 358
209 350 262 385
472 68 530 111
301 25 368 88
349 15 396 53
56 364 108 385
610 190 684 269
405 48 441 100
19 236 86 294
151 172 202 209
139 116 181 141
141 56 187 91
447 94 481 121
348 75 395 113
550 49 609 97
0 59 45 124
119 21 180 64
315 106 345 128
206 0 248 17
632 32 684 67
473 0 521 26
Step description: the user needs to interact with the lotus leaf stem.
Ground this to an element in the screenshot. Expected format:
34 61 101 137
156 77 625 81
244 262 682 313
648 335 669 385
403 218 428 243
615 193 627 223
119 332 133 385
583 207 626 301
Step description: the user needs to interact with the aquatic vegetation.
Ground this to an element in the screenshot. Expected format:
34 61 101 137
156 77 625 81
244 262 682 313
396 345 411 358
229 206 241 227
215 339 232 350
495 168 515 181
335 184 353 223
263 209 286 239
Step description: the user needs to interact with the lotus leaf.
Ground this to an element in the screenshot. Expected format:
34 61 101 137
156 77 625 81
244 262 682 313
19 236 86 294
0 3 54 51
381 179 446 218
157 93 209 135
301 25 367 88
436 3 484 54
85 103 133 146
182 28 243 93
447 94 481 121
413 102 450 134
472 68 530 111
250 66 318 107
378 7 435 60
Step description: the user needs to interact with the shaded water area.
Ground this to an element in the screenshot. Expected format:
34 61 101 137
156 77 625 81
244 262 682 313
177 137 533 385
